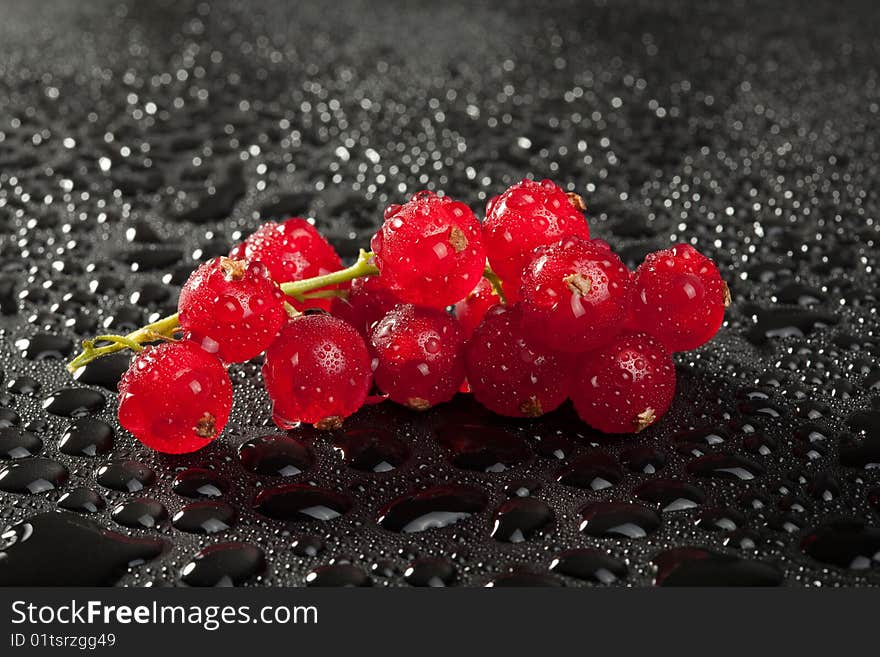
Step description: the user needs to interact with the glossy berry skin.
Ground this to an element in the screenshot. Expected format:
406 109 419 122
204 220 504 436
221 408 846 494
464 304 569 418
262 314 372 430
331 274 401 337
569 332 675 434
483 178 590 297
453 278 502 338
630 244 729 352
520 236 632 353
118 341 232 454
369 304 466 410
229 218 343 311
178 257 286 363
371 191 485 309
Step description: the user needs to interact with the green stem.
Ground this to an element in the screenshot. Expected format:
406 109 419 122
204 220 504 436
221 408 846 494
66 250 379 374
280 249 378 299
66 313 181 374
482 264 507 304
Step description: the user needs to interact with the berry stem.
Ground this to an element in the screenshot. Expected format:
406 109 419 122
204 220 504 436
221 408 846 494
279 249 378 299
66 250 380 374
482 264 507 304
66 313 181 373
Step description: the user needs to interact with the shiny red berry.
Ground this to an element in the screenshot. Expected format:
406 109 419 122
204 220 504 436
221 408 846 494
178 257 286 363
483 178 590 296
330 274 401 337
464 304 569 418
118 341 232 454
262 314 372 429
371 191 485 309
230 218 343 311
519 236 632 353
369 304 466 410
453 278 501 338
569 332 675 434
630 244 730 352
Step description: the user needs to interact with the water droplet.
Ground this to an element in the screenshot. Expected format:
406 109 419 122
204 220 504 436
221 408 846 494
180 542 265 587
579 502 661 538
635 479 706 511
172 501 236 534
435 423 529 472
172 468 228 499
332 427 409 472
59 418 114 456
687 453 764 481
42 388 106 417
0 512 163 585
0 428 43 459
96 460 156 492
404 557 457 587
238 434 313 476
254 484 351 522
653 547 783 586
490 497 554 543
377 484 487 533
0 458 68 494
111 498 168 529
549 548 627 584
556 450 622 490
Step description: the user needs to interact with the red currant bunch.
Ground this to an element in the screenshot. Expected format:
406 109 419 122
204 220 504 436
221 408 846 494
71 178 730 455
369 304 466 410
178 257 286 363
262 314 372 430
118 341 232 454
371 191 485 308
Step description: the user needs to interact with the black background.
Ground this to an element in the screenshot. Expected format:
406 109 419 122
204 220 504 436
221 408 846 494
1 0 879 587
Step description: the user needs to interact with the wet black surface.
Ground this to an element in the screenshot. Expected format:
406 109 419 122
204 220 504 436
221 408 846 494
1 0 879 586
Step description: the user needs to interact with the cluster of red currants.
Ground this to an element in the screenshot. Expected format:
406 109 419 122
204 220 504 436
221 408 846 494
111 179 729 454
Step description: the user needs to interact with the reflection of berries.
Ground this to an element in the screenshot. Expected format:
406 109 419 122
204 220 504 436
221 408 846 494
369 304 465 410
569 332 675 434
371 191 485 308
118 341 232 454
331 274 401 337
630 244 729 352
520 236 632 353
464 304 569 418
453 278 501 338
483 178 590 297
262 315 372 430
229 218 342 311
178 257 286 363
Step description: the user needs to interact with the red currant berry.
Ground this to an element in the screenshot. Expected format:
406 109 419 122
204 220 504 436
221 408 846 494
371 191 485 309
483 178 590 296
569 331 675 434
330 274 401 337
519 236 632 353
262 314 372 429
178 257 286 363
453 278 501 338
118 341 232 454
464 304 569 418
630 244 729 352
369 304 466 410
230 218 343 311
